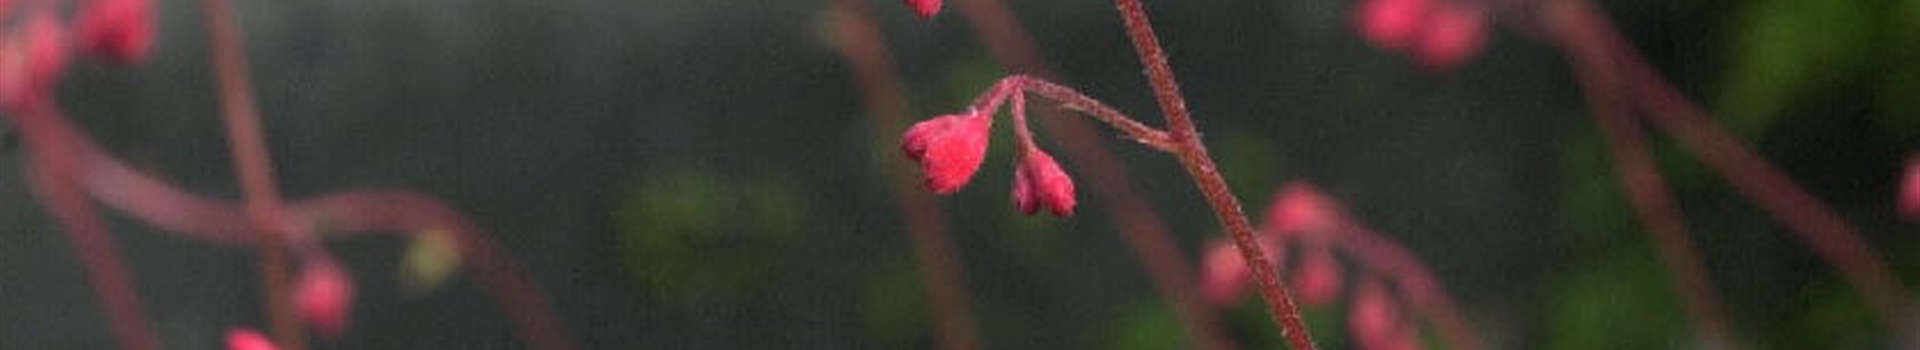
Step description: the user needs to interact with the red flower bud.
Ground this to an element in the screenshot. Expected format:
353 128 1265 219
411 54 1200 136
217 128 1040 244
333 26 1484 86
903 111 992 194
1412 3 1486 72
1292 244 1342 305
903 0 942 19
294 261 355 338
1011 147 1075 217
0 13 69 111
225 328 280 350
1266 182 1338 234
1349 279 1418 350
1199 237 1284 305
1355 0 1427 51
76 0 154 64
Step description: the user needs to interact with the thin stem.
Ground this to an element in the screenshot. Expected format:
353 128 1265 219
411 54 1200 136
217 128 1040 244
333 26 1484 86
1107 0 1317 348
1547 0 1915 344
947 1 1237 347
1548 4 1737 347
826 0 986 348
13 89 579 350
13 104 164 350
1006 76 1176 151
194 0 303 346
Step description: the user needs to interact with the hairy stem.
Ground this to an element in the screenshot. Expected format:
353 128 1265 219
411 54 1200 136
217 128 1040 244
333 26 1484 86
1108 0 1317 348
826 1 985 349
1546 5 1737 348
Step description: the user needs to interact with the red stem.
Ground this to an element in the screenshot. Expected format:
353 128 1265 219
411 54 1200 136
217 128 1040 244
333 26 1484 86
947 1 1235 346
12 104 164 350
826 1 985 349
1546 4 1736 347
193 0 303 346
11 79 579 350
1107 0 1317 348
1548 0 1915 344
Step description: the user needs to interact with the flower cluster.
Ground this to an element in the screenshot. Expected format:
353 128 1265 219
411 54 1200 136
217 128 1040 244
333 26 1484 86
1200 182 1426 350
901 79 1076 217
902 0 942 19
0 0 153 112
1353 0 1488 72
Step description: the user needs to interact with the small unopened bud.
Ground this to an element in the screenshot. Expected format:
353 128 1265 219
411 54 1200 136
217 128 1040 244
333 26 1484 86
225 328 280 350
1266 182 1339 234
1199 238 1285 305
902 110 992 194
294 260 355 338
903 0 942 19
1292 244 1343 305
75 0 153 64
1011 147 1075 217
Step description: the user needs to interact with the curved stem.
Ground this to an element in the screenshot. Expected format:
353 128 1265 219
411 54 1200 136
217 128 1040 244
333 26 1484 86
1546 4 1736 348
947 1 1237 347
12 104 164 350
1107 0 1317 348
825 1 985 349
1544 0 1915 345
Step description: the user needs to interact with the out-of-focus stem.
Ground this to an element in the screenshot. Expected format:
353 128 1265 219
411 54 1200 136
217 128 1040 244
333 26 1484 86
1330 222 1480 350
1547 5 1736 348
825 1 986 349
193 0 302 346
13 94 579 350
12 104 163 350
1107 0 1316 348
1546 0 1915 345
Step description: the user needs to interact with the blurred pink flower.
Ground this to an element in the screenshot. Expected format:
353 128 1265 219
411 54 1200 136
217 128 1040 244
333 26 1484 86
902 110 993 194
75 0 154 64
1293 243 1343 305
225 328 280 350
294 261 355 338
1266 181 1339 234
903 0 942 19
1199 237 1284 306
0 13 69 111
1349 279 1419 350
1011 147 1075 217
1352 0 1488 73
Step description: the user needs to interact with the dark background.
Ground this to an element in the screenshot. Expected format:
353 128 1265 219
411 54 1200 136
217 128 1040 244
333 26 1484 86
2 0 1917 348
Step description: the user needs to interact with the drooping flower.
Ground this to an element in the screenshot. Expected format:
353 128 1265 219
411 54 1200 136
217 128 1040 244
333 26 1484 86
1266 181 1339 234
75 0 154 64
1351 0 1488 73
1292 243 1343 305
0 13 70 111
1199 237 1285 305
1348 278 1419 350
1011 146 1075 217
903 0 942 19
225 328 280 350
294 260 355 338
902 110 992 194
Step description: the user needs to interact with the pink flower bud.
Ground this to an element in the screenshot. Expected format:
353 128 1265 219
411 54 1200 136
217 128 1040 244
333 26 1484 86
1412 3 1486 73
1349 279 1418 350
903 0 942 19
1292 244 1342 305
294 261 355 338
902 111 992 194
1354 0 1428 51
1902 155 1920 219
76 0 154 64
1266 182 1338 234
0 13 69 111
1199 237 1285 306
225 328 280 350
1011 147 1075 217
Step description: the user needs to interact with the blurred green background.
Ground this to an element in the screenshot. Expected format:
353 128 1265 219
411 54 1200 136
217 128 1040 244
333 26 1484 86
1 0 1918 348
